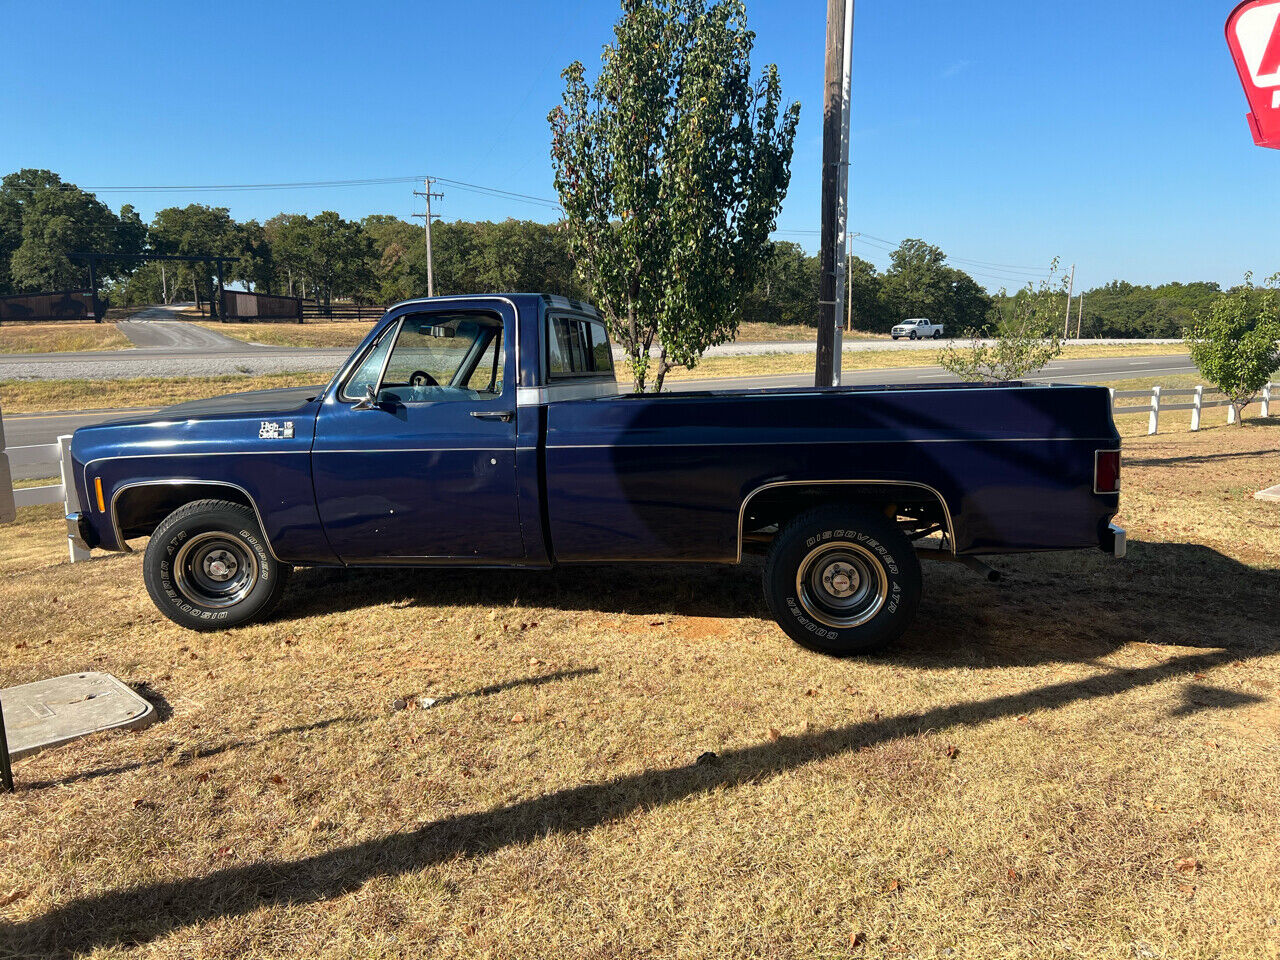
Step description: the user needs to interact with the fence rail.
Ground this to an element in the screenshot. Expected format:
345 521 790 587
1110 382 1275 434
0 401 87 561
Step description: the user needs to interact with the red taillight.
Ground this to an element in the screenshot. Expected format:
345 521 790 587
1095 450 1121 494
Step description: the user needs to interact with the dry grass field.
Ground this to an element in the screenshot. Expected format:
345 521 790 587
0 322 131 354
197 321 376 349
0 414 1277 958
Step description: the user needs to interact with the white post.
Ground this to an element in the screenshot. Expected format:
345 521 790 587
1108 387 1115 419
0 399 14 525
1262 383 1272 419
1190 385 1203 432
59 435 89 563
1227 399 1238 425
1148 385 1161 436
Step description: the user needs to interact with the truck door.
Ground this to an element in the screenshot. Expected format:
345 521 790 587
311 303 523 562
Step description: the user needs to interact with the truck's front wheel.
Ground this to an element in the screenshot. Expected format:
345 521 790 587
763 506 921 656
143 499 291 631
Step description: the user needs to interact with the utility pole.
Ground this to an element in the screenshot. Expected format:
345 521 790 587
1062 263 1076 339
413 178 444 297
815 0 855 387
1076 292 1084 339
845 236 853 332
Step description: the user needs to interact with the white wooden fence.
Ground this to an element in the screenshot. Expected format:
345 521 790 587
1110 382 1275 435
0 400 89 562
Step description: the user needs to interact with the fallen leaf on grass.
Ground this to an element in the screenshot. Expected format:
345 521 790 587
768 727 781 741
0 888 30 908
944 744 960 760
850 930 867 948
1175 857 1201 875
510 713 526 724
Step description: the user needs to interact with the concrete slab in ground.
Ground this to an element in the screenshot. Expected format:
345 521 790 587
1 672 155 760
1256 484 1280 502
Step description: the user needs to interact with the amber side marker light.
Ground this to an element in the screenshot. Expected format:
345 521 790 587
94 477 105 512
1094 450 1121 495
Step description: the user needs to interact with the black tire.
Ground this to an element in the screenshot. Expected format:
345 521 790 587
909 331 919 340
932 329 942 339
143 499 291 631
763 506 922 656
891 335 899 341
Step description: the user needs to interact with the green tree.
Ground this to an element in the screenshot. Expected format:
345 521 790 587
264 214 314 298
0 169 143 293
150 204 241 307
362 214 424 303
939 263 1066 382
877 238 991 334
549 0 800 391
846 253 884 332
1186 275 1280 426
301 211 373 310
741 241 818 326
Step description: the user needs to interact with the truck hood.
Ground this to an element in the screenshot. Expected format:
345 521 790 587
154 384 326 420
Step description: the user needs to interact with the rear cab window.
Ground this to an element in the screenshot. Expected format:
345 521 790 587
547 314 614 379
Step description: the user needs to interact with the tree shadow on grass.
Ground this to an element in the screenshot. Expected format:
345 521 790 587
4 643 1272 958
279 540 1280 670
4 543 1276 956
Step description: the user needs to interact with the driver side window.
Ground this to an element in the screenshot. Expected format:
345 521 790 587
343 311 506 404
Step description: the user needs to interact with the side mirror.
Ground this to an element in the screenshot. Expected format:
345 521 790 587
352 385 379 411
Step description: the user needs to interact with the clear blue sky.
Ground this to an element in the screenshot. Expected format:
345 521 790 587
0 0 1268 292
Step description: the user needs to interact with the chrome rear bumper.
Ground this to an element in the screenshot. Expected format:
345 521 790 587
1102 522 1127 559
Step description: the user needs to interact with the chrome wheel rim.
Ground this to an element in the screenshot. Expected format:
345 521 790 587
795 541 889 629
173 532 258 608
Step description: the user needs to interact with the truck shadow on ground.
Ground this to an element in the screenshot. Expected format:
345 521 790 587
5 543 1277 956
281 539 1279 670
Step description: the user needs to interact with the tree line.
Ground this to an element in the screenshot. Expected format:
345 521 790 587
0 168 1242 339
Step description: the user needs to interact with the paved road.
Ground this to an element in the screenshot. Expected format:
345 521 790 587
0 321 1187 381
118 311 246 351
2 353 1193 479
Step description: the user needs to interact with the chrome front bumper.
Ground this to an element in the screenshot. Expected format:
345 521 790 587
66 512 96 553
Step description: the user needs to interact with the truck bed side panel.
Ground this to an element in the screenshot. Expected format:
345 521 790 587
543 385 1120 561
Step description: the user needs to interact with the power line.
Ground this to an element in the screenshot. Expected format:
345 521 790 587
85 173 564 211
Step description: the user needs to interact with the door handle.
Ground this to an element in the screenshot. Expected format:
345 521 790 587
470 410 514 422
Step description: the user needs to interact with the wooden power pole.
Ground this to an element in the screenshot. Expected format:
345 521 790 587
815 0 854 387
413 178 444 297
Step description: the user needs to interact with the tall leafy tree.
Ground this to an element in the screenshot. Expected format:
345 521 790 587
550 0 800 391
939 262 1067 382
302 211 373 309
150 204 241 306
0 169 143 293
1186 275 1280 426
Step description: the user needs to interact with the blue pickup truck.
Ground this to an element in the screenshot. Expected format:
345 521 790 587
68 294 1124 655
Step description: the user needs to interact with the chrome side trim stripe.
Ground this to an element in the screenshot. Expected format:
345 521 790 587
517 380 619 405
549 436 1091 450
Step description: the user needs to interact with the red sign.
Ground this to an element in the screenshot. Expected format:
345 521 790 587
1227 0 1280 148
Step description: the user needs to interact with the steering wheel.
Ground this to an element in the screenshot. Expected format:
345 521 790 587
408 370 439 387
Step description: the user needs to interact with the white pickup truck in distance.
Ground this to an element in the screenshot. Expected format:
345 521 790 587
891 318 944 340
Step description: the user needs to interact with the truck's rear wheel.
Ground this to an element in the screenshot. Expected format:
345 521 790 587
143 499 290 631
763 506 921 656
932 329 942 339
